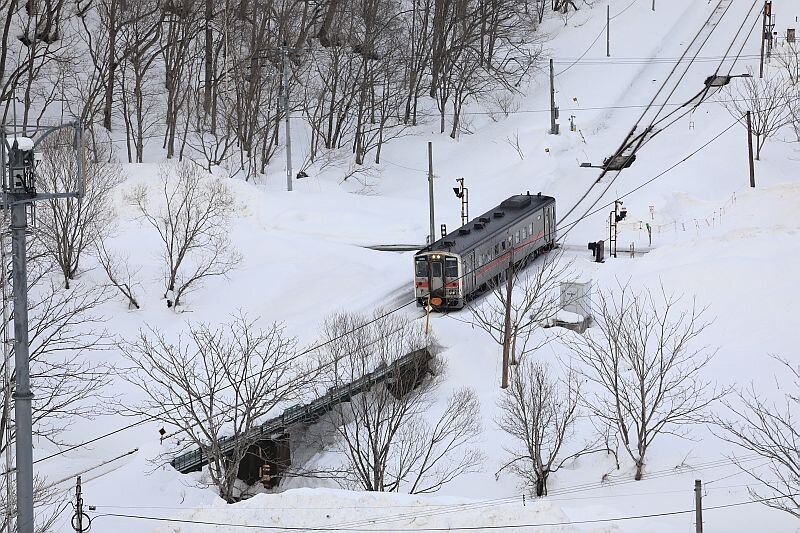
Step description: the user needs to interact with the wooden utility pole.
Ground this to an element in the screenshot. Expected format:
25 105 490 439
549 59 559 135
607 5 611 57
694 479 704 533
501 248 514 389
760 2 771 78
747 111 756 188
428 142 435 244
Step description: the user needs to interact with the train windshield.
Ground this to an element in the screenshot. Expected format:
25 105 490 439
415 257 429 277
445 257 458 278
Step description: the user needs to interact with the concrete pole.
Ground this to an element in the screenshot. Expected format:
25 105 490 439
607 5 611 57
549 59 558 135
747 111 756 187
283 47 293 192
428 142 435 244
694 479 703 533
11 196 34 533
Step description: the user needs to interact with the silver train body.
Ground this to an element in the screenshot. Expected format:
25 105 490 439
414 193 556 310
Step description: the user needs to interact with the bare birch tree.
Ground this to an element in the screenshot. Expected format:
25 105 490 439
313 311 483 493
471 250 572 381
131 161 239 308
120 313 300 503
715 356 799 519
563 282 723 480
497 360 592 496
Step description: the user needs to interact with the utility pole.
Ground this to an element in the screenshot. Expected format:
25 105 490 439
652 0 655 11
2 122 84 533
694 479 704 533
427 142 435 245
607 5 611 57
281 45 293 192
1 231 11 533
746 111 756 187
760 2 771 78
72 476 84 532
501 247 514 389
765 2 774 61
549 59 559 135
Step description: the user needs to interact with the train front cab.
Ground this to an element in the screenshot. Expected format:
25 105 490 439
414 252 464 310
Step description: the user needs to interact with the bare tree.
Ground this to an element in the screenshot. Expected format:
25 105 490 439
715 356 799 519
497 360 594 496
313 311 483 493
722 69 794 159
471 250 572 387
120 313 300 503
563 282 723 480
131 161 239 308
776 40 800 85
35 132 122 289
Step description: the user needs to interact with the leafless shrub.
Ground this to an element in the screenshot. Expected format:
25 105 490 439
0 475 67 533
504 131 525 160
120 313 301 503
311 311 483 493
131 161 240 308
497 360 597 496
563 282 724 480
95 237 141 309
715 355 799 519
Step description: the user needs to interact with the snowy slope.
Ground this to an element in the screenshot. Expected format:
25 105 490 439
33 0 800 532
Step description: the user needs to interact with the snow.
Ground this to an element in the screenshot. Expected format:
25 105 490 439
24 0 800 532
7 135 34 152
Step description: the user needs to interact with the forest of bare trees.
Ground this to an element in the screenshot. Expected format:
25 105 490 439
0 0 592 180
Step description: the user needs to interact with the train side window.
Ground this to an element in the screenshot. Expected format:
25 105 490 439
528 223 533 235
522 227 528 239
494 244 499 256
515 231 521 244
415 257 428 277
501 240 506 251
445 257 458 277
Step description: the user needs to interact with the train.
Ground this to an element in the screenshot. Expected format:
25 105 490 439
414 192 556 310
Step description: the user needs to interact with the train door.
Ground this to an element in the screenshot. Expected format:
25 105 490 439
544 205 554 242
428 256 444 302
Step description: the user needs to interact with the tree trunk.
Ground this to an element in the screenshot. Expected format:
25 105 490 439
103 0 118 131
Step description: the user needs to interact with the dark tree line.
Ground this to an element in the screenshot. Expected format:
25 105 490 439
0 0 591 178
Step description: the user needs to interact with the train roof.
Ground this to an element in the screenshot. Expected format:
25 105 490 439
420 193 555 256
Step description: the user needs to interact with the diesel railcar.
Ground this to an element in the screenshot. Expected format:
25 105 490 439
414 193 556 310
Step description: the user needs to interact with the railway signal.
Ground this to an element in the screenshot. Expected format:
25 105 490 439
453 178 469 227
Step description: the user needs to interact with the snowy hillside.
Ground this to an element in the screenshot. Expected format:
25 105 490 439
4 0 800 532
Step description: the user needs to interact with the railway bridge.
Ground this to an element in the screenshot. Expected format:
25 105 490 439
170 348 434 487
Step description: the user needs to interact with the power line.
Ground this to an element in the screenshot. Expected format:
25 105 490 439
93 493 800 531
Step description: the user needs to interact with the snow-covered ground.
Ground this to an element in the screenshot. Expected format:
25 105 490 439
30 0 800 532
